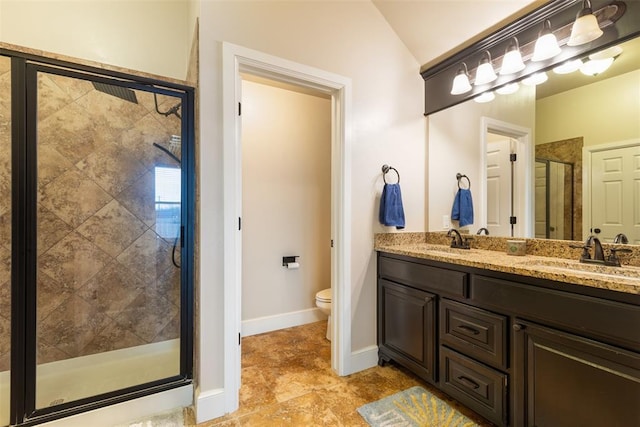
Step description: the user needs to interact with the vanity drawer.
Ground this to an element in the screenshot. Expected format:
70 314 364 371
440 346 507 426
378 255 467 298
440 299 508 369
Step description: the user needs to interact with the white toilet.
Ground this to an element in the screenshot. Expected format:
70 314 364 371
315 288 332 341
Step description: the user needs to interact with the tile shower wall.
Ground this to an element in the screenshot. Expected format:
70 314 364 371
0 69 183 371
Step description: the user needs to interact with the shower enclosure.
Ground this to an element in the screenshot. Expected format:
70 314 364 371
0 49 194 426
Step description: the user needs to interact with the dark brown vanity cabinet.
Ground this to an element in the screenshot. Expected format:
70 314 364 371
378 278 436 382
377 252 640 427
513 320 640 427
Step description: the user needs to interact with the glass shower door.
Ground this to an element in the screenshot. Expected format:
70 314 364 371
0 55 12 427
32 67 184 408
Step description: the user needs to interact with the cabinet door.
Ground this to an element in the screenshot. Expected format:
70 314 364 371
513 320 640 427
378 279 436 383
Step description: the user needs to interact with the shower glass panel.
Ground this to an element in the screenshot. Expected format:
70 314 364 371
0 55 11 427
34 70 182 408
535 159 574 240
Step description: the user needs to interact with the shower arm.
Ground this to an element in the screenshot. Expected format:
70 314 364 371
154 92 182 119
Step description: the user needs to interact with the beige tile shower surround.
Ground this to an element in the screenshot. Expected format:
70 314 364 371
0 55 184 371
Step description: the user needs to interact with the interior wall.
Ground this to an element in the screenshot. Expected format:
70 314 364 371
241 79 331 323
0 0 191 80
536 70 640 146
427 86 536 233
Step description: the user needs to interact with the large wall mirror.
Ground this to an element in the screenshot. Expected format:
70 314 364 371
424 0 639 245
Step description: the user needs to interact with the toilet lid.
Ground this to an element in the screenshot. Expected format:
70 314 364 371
316 288 332 302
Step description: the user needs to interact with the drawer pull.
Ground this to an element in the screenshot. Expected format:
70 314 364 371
513 323 526 332
457 375 480 389
425 296 433 302
456 325 480 335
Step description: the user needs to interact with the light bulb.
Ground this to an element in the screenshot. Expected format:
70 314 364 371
475 52 497 86
568 0 603 46
450 64 472 95
522 72 548 86
553 59 583 74
496 83 520 95
499 38 525 75
474 91 495 103
532 20 561 62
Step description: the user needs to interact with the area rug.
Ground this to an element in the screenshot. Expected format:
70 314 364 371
357 386 479 427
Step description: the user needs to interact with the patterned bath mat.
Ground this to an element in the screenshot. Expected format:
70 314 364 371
357 386 479 427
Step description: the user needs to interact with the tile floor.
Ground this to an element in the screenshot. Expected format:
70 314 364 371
183 321 491 426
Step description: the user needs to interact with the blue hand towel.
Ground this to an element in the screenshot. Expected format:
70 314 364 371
451 188 474 227
379 183 405 229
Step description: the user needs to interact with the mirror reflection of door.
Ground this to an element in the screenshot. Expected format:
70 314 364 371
589 143 640 244
486 133 515 237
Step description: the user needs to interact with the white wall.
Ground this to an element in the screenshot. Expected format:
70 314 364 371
427 86 535 232
0 0 190 80
536 70 640 146
197 0 426 416
241 79 331 323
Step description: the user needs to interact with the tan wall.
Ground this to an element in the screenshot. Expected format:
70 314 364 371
0 0 191 80
536 70 640 146
241 80 331 321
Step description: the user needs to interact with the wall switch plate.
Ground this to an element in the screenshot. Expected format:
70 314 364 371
443 214 451 229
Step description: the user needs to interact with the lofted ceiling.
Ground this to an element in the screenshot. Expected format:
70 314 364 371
371 0 546 69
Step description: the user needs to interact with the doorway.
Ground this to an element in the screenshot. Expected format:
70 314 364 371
222 43 352 414
240 75 331 335
481 117 533 238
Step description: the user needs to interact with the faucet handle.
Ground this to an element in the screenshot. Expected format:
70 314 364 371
569 243 591 260
607 247 632 267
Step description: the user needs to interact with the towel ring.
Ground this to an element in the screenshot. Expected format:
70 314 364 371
382 164 400 184
456 173 471 189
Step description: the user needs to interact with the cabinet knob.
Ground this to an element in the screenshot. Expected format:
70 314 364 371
424 296 433 303
513 323 525 332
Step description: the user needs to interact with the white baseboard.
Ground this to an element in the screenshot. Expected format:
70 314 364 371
195 387 226 424
39 385 192 427
349 345 379 374
242 307 327 337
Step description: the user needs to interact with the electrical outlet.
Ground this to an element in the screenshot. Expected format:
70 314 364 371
442 214 451 229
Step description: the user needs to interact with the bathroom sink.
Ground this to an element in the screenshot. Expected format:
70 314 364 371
519 258 640 281
421 244 475 257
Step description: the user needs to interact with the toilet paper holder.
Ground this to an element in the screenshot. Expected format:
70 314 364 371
282 256 299 266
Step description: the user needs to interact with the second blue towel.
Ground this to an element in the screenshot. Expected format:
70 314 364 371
451 188 474 227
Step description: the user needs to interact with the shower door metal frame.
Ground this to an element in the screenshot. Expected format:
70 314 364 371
5 50 195 427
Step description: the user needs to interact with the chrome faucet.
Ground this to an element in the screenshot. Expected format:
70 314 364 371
447 228 471 249
476 227 489 236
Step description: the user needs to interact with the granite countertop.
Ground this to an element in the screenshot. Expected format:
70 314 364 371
375 236 640 296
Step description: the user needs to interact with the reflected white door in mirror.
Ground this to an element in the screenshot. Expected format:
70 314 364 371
585 140 640 244
481 118 533 238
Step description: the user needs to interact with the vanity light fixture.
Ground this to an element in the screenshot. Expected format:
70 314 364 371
496 83 520 95
522 72 548 86
580 45 623 76
499 37 526 75
532 20 561 61
568 0 603 46
553 59 583 74
474 51 497 86
450 63 472 95
474 91 495 103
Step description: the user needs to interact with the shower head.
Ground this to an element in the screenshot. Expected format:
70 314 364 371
91 81 138 104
